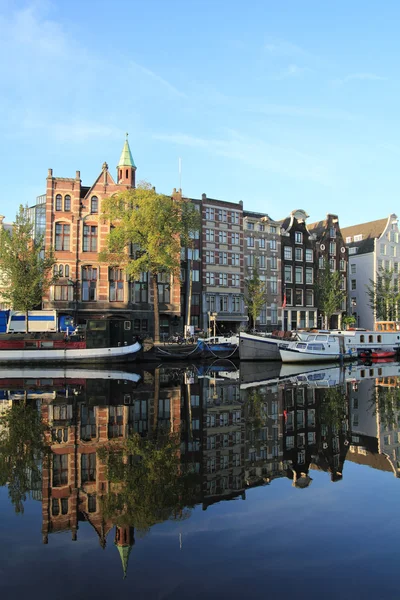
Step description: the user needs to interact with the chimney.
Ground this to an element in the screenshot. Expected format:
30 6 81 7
201 193 207 201
47 168 53 177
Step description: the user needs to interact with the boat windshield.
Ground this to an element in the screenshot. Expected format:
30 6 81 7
316 335 328 341
306 335 316 341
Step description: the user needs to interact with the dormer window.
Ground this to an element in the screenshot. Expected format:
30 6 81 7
91 196 98 214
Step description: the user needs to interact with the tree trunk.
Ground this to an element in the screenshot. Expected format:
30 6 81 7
186 257 193 333
25 308 29 334
152 273 160 343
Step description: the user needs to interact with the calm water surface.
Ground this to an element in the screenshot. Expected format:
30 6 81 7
1 360 400 600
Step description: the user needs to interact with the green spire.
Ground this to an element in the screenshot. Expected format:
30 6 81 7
115 542 133 579
118 133 136 168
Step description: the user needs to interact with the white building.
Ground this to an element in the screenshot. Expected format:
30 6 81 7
341 214 400 329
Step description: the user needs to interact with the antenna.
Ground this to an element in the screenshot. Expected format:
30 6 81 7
178 157 182 192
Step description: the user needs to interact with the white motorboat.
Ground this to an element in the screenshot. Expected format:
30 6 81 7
279 333 347 363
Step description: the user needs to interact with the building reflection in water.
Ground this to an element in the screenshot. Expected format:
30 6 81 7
1 361 400 577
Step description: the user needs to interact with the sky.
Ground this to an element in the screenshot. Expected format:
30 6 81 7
1 0 400 227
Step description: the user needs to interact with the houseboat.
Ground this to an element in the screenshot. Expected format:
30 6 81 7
239 330 298 360
0 318 142 364
279 333 347 363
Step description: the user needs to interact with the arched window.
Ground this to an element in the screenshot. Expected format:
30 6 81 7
55 194 62 211
91 196 98 214
126 169 129 179
64 195 71 211
55 223 70 251
53 264 58 276
65 264 70 277
59 264 64 277
82 266 98 301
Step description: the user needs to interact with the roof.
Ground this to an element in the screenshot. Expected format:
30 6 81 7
346 450 393 473
118 136 136 168
340 217 388 255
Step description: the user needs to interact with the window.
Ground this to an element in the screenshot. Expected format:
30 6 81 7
305 249 313 262
88 494 96 513
349 247 357 255
158 272 170 303
55 224 70 251
319 256 324 268
306 289 313 306
205 207 215 220
271 307 278 324
53 454 68 486
270 225 277 234
258 224 265 231
259 238 266 249
295 232 303 244
247 222 254 230
340 275 346 290
346 236 352 243
220 251 228 265
219 273 228 286
231 211 240 224
350 264 356 274
206 294 216 311
192 269 200 281
284 265 292 282
284 247 292 260
305 267 313 284
109 268 124 301
219 295 228 311
259 255 266 269
54 281 73 301
395 262 399 274
340 259 346 271
380 244 386 255
206 250 215 264
330 226 336 238
55 194 62 211
90 196 98 214
270 239 277 250
271 255 277 270
206 272 215 286
354 234 363 242
295 247 303 261
329 258 335 271
295 267 303 284
351 279 356 290
81 453 96 483
132 272 148 303
285 288 293 305
191 293 200 306
295 289 303 305
83 225 98 252
219 230 227 244
82 266 98 301
269 276 277 295
206 229 214 242
232 232 240 245
188 248 200 260
232 274 240 287
330 242 336 255
64 195 71 211
232 253 240 266
81 405 96 441
219 209 227 222
309 311 315 327
247 236 255 247
232 296 241 312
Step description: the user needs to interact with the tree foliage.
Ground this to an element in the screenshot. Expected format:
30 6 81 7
366 267 400 322
98 432 199 534
245 261 266 329
100 184 199 341
314 258 345 328
0 401 49 514
0 205 56 320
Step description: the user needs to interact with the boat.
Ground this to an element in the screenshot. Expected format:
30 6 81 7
359 350 396 360
279 333 347 363
0 318 142 364
239 330 298 361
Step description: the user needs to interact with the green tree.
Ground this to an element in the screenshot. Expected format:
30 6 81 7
366 267 400 322
245 261 266 330
100 184 198 342
0 204 56 331
314 258 345 329
0 401 49 514
98 432 199 534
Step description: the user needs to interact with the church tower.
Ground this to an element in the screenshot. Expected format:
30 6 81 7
117 133 136 187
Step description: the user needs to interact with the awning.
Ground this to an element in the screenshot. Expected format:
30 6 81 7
215 315 248 322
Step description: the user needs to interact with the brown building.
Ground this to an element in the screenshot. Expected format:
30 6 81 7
42 137 181 338
308 213 348 329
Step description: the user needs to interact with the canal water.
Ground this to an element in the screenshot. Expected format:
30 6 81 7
1 360 400 600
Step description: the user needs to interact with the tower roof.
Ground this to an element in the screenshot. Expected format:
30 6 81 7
118 134 136 168
115 543 133 579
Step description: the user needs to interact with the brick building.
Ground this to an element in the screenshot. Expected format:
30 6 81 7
42 137 181 338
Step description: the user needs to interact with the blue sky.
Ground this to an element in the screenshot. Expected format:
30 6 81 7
1 0 400 226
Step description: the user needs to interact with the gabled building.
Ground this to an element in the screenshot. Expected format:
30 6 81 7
308 213 348 329
279 209 317 331
243 211 282 331
341 214 400 329
42 136 181 338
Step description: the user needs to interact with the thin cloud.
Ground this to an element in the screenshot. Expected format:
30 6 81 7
129 60 186 98
274 64 312 79
333 72 387 85
264 38 308 58
153 131 332 186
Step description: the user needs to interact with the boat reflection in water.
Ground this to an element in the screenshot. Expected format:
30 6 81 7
1 360 400 578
